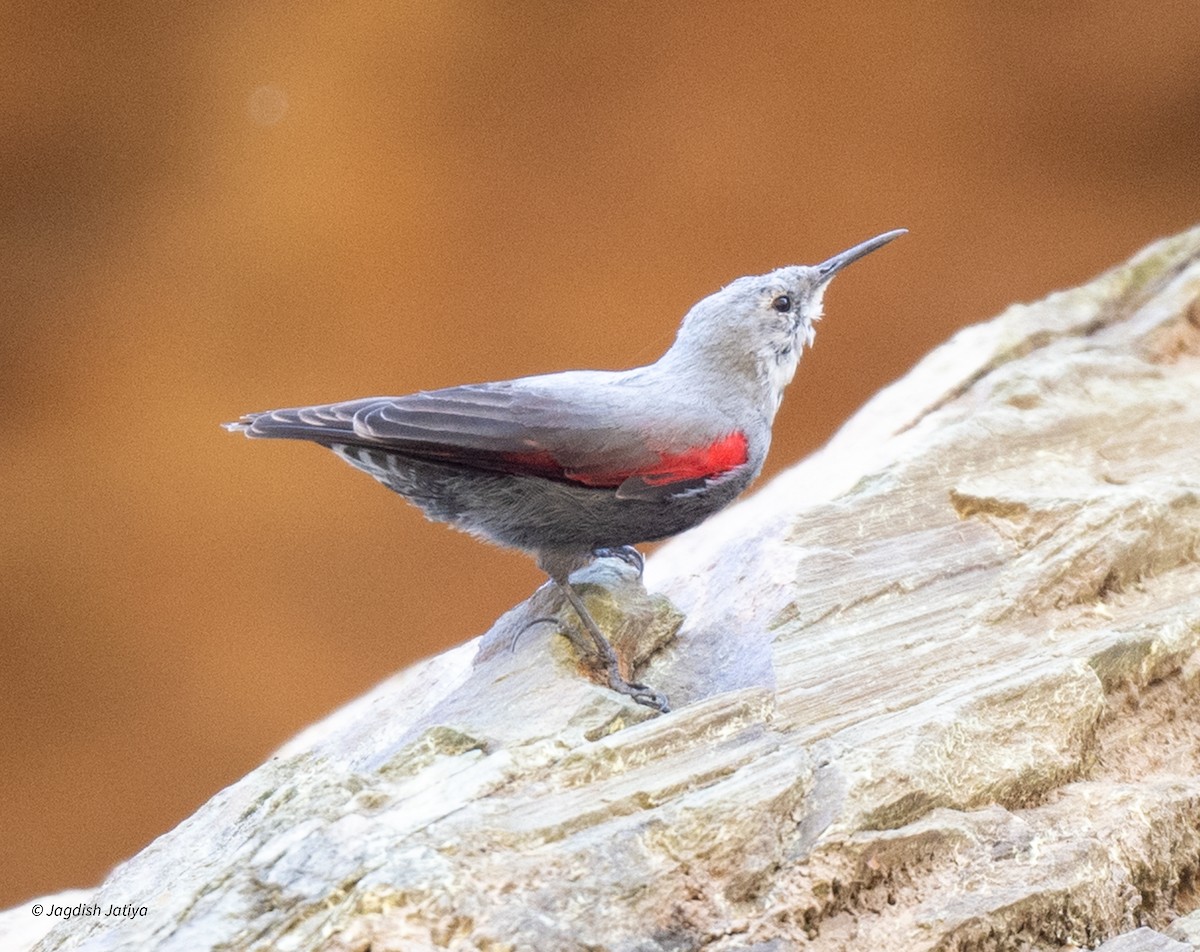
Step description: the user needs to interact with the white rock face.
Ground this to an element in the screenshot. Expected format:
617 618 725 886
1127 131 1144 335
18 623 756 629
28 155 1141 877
10 227 1200 952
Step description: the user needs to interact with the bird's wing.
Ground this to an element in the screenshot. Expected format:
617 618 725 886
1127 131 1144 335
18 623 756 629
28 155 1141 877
226 378 748 500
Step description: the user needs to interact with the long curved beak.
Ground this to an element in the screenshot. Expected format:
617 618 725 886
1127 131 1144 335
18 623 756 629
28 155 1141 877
816 229 907 281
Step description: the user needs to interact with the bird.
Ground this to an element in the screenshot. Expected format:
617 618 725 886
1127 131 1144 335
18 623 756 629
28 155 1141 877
225 229 905 713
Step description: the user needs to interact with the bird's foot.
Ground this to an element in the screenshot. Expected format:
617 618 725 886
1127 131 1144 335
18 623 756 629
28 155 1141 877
592 545 644 579
553 577 669 714
561 623 670 713
604 670 670 713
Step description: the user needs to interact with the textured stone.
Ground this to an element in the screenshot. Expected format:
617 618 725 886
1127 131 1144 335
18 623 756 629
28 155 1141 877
7 226 1200 952
1166 908 1200 946
1094 927 1191 951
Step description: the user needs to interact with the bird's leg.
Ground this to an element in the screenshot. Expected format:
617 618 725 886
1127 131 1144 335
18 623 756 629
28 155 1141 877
591 545 645 579
552 578 670 713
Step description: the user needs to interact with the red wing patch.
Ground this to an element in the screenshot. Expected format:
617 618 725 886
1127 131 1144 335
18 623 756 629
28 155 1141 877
614 431 749 487
499 431 749 489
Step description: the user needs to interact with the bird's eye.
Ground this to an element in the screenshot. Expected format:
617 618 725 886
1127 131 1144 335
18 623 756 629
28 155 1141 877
771 295 792 313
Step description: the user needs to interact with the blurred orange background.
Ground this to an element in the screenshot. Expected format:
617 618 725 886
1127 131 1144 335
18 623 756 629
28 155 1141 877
3 0 1199 907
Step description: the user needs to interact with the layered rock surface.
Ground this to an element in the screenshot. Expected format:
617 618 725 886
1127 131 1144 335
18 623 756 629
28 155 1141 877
7 227 1200 951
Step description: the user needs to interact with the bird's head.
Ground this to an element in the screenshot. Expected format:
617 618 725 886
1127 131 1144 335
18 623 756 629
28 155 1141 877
665 229 906 415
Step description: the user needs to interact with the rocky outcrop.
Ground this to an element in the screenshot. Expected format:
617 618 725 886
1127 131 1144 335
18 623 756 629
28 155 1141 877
7 227 1200 951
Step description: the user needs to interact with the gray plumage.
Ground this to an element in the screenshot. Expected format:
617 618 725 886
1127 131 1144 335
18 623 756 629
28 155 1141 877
226 229 905 711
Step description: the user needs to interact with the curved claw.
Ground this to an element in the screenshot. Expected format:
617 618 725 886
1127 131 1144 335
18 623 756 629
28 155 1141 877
592 545 645 579
507 615 562 654
609 676 670 713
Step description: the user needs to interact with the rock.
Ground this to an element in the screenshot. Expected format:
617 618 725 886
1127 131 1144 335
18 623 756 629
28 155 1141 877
0 892 94 951
1094 927 1192 951
1166 908 1200 946
10 226 1200 951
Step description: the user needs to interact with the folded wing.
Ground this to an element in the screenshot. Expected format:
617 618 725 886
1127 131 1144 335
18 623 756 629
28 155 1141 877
226 380 747 500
